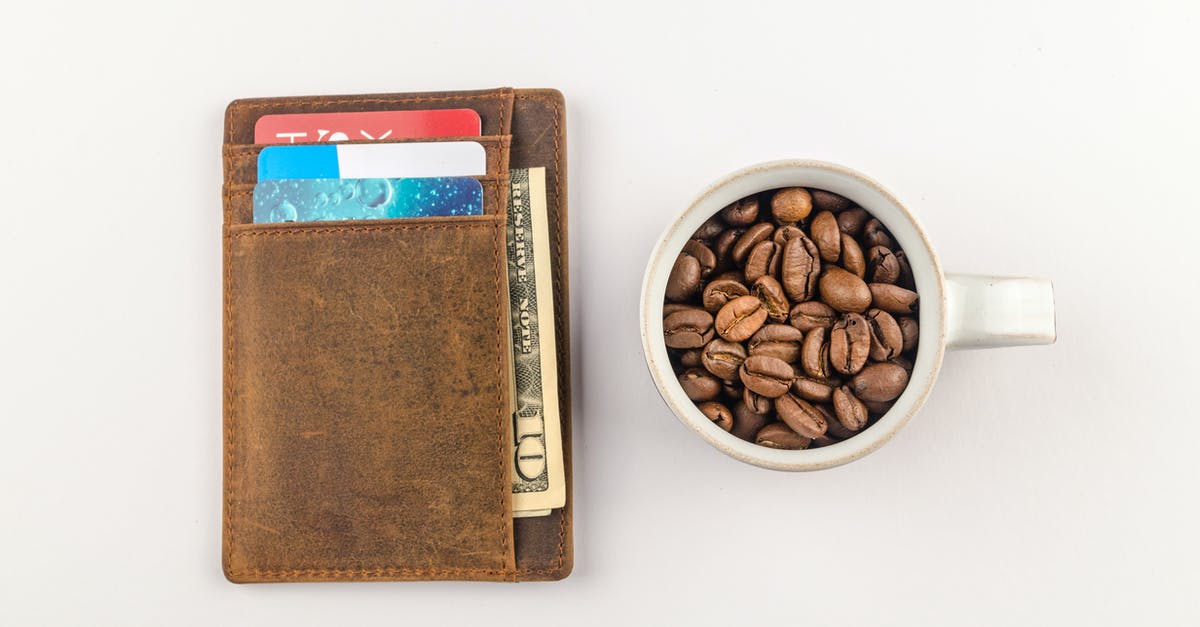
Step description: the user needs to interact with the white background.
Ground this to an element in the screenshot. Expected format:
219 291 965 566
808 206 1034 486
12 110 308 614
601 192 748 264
2 1 1197 625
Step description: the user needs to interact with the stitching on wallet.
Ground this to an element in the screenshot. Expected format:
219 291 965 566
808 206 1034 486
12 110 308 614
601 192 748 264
488 93 511 567
224 176 507 194
229 94 503 143
223 227 236 571
228 222 497 238
227 567 513 579
490 219 512 573
222 136 509 153
548 94 568 574
495 96 508 217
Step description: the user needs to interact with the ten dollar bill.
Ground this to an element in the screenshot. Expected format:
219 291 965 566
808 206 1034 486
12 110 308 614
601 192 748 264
506 167 565 517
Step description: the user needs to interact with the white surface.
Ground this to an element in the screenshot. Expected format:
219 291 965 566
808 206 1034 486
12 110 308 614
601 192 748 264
1 1 1197 624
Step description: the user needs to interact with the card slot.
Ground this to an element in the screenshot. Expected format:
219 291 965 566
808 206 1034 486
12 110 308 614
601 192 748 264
223 172 510 225
223 135 510 152
224 88 515 144
223 173 508 195
224 214 516 582
226 212 503 236
223 135 512 189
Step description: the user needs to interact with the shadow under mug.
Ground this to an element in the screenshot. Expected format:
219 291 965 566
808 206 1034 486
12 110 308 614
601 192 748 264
640 160 1056 471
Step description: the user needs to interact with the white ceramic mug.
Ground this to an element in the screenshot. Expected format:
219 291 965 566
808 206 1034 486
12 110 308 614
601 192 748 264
640 160 1056 471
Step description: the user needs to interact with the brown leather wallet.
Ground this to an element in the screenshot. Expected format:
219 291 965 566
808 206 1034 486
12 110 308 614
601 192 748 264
221 87 572 583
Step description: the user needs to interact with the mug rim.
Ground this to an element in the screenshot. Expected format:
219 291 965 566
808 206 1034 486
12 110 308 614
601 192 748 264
639 159 948 470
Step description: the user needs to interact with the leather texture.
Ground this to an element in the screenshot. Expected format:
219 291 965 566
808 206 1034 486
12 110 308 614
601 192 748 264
221 87 571 583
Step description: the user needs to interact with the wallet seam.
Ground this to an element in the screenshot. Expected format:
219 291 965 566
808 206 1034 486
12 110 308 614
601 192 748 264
223 220 515 579
227 225 496 238
512 91 569 577
494 97 508 220
226 567 515 580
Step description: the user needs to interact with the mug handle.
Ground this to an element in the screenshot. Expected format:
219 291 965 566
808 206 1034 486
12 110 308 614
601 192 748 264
944 274 1056 349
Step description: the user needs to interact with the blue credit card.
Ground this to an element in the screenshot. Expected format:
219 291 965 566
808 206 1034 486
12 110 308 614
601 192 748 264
252 177 484 223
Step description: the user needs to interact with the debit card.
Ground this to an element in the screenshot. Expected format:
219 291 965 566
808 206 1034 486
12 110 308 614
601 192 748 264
253 177 483 223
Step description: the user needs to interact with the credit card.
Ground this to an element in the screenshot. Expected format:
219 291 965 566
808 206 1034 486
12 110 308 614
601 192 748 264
254 109 482 144
252 177 483 223
257 142 487 180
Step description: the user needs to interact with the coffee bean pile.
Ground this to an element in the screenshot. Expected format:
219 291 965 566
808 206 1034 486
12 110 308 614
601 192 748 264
663 188 919 449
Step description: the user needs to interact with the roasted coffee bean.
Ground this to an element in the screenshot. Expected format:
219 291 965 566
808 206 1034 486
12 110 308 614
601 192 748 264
862 219 896 249
830 313 871 376
663 309 715 349
743 387 773 414
866 308 903 361
899 316 919 353
810 210 841 263
791 375 836 403
748 324 804 363
775 393 828 438
713 270 744 282
692 215 726 240
722 381 741 400
811 189 852 213
866 246 900 284
752 275 790 322
720 197 760 226
702 277 749 312
832 385 869 431
841 234 866 278
663 303 702 318
800 326 832 379
850 362 909 402
819 266 872 313
744 240 780 282
740 355 794 398
773 224 805 247
665 253 702 302
679 368 722 401
679 349 703 368
711 228 743 271
715 295 768 342
862 399 894 416
780 234 821 302
837 208 869 236
698 401 734 431
701 338 747 380
682 240 717 277
771 187 813 223
819 403 857 440
731 402 772 442
890 355 914 373
895 250 915 289
755 422 811 450
731 222 775 264
868 283 919 315
789 301 837 332
813 434 843 447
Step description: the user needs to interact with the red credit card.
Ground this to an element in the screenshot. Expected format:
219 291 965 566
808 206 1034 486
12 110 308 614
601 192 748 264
254 109 481 144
